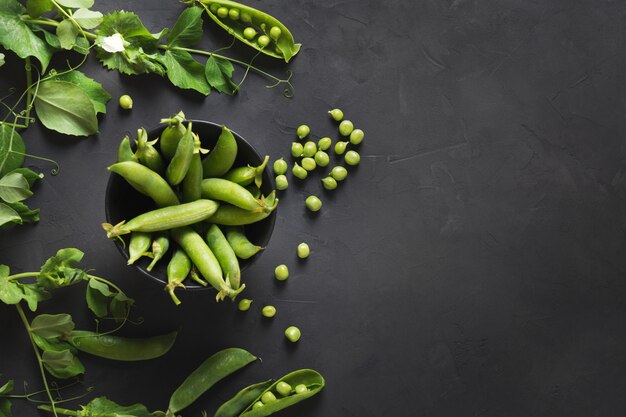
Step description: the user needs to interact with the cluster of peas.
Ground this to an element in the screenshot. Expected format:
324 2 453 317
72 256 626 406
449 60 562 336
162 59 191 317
251 381 310 410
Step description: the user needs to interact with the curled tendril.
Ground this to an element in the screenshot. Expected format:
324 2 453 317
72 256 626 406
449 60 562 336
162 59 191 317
15 151 60 175
48 69 57 76
264 70 294 98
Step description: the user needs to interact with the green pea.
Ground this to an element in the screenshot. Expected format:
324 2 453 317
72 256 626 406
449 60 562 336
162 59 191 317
273 158 288 175
258 35 270 48
262 305 276 318
292 162 307 180
119 94 133 109
330 166 348 181
276 381 292 396
241 11 252 22
328 108 344 121
261 391 277 404
284 326 301 343
317 137 332 151
269 26 282 41
297 243 310 259
301 157 316 171
334 141 348 155
321 176 337 190
294 384 308 394
314 151 330 167
350 128 364 145
228 8 240 20
243 27 257 40
238 298 253 311
291 142 304 157
344 150 360 166
274 264 289 281
296 124 310 139
252 401 264 409
209 3 220 13
303 141 317 157
305 195 322 212
260 23 267 32
339 120 354 136
217 7 229 18
275 174 288 190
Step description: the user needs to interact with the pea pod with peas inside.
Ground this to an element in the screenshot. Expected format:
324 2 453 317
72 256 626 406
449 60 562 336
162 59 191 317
108 161 180 207
182 133 208 202
165 122 194 186
225 226 263 259
135 128 165 174
67 330 177 361
210 190 278 226
201 178 268 212
214 380 273 417
166 249 191 305
206 224 241 290
202 125 238 178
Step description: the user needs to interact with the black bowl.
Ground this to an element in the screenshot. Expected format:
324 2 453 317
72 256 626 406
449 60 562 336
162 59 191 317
104 120 276 289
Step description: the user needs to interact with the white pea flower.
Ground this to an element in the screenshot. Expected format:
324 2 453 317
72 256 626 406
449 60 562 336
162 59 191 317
100 33 125 53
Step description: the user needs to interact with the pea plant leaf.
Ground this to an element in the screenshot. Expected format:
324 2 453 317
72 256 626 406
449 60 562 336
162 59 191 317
205 56 237 95
0 204 21 228
37 248 87 289
0 398 11 417
7 168 43 187
55 0 93 8
26 0 53 18
167 6 203 48
159 49 211 96
0 265 21 305
72 8 103 29
0 172 32 203
0 125 26 177
85 278 113 318
56 19 79 50
0 379 13 396
51 70 111 114
0 0 54 71
41 349 85 379
30 313 75 339
78 397 153 417
33 80 98 136
109 292 134 322
6 201 40 224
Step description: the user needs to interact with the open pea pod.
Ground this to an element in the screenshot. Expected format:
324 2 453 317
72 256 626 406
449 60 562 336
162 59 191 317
196 0 301 62
67 330 177 361
214 380 273 417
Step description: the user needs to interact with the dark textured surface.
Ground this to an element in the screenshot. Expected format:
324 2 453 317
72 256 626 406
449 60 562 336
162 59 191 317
2 1 626 416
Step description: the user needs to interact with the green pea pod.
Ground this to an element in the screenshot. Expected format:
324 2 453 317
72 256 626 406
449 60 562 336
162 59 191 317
214 380 273 417
103 199 220 239
201 178 267 212
239 370 325 417
117 135 137 163
206 224 241 290
182 151 204 203
160 111 186 160
168 347 257 415
135 128 165 174
225 226 263 259
202 126 238 178
166 249 191 306
127 232 152 265
67 330 177 361
166 122 194 186
222 155 270 187
108 161 180 207
197 0 301 63
146 233 170 272
189 266 208 286
210 191 278 226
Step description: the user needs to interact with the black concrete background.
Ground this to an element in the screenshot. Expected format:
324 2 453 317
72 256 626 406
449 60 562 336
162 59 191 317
2 1 626 416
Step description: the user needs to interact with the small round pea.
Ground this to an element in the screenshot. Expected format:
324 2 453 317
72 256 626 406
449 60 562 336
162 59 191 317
216 7 229 18
301 157 316 171
119 94 133 109
252 401 264 409
339 120 354 136
241 12 252 22
314 151 330 167
328 108 344 121
260 23 267 31
238 298 252 311
275 174 288 190
292 162 308 180
297 242 310 259
228 8 240 20
318 137 332 151
291 142 304 157
350 128 364 145
344 150 361 166
209 3 220 13
334 141 348 155
273 158 288 175
296 124 310 139
285 326 301 342
243 27 257 40
274 264 289 281
276 381 292 396
261 391 277 404
269 26 282 41
305 195 322 212
257 35 270 48
321 176 337 190
262 305 276 318
303 141 317 157
294 384 308 394
330 166 348 181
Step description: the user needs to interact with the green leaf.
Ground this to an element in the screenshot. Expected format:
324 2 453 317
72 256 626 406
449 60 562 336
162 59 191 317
56 19 78 50
72 8 103 29
0 379 13 396
167 6 203 47
37 248 87 289
0 172 32 203
32 333 74 354
0 0 54 70
0 399 11 417
78 397 153 417
0 265 22 305
205 56 237 95
73 36 90 55
159 50 210 95
42 349 85 379
7 168 43 187
109 292 133 322
33 80 98 136
51 70 111 114
0 203 21 228
0 125 25 177
31 313 75 339
21 283 49 311
55 0 93 8
85 278 112 318
0 53 4 68
6 201 40 223
26 0 53 18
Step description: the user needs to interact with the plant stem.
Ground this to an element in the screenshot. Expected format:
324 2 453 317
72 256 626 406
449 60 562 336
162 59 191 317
87 274 124 294
38 405 78 416
15 304 59 417
7 272 37 281
24 57 33 128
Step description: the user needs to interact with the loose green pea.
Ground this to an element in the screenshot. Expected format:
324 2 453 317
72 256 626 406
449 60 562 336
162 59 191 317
314 151 330 167
258 35 270 48
345 150 361 166
296 124 310 139
303 141 317 157
252 401 264 409
328 108 344 121
301 157 316 171
305 195 322 212
269 26 282 41
295 384 308 394
217 7 229 18
238 298 252 311
291 142 304 157
243 27 257 40
275 264 289 281
297 243 310 259
318 137 332 151
292 163 307 180
261 391 277 404
119 94 133 109
339 120 354 136
273 158 288 175
275 174 288 190
321 176 337 190
350 128 364 145
228 8 240 20
285 326 301 343
334 141 348 155
330 166 348 181
262 305 276 318
276 381 292 396
241 12 252 22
